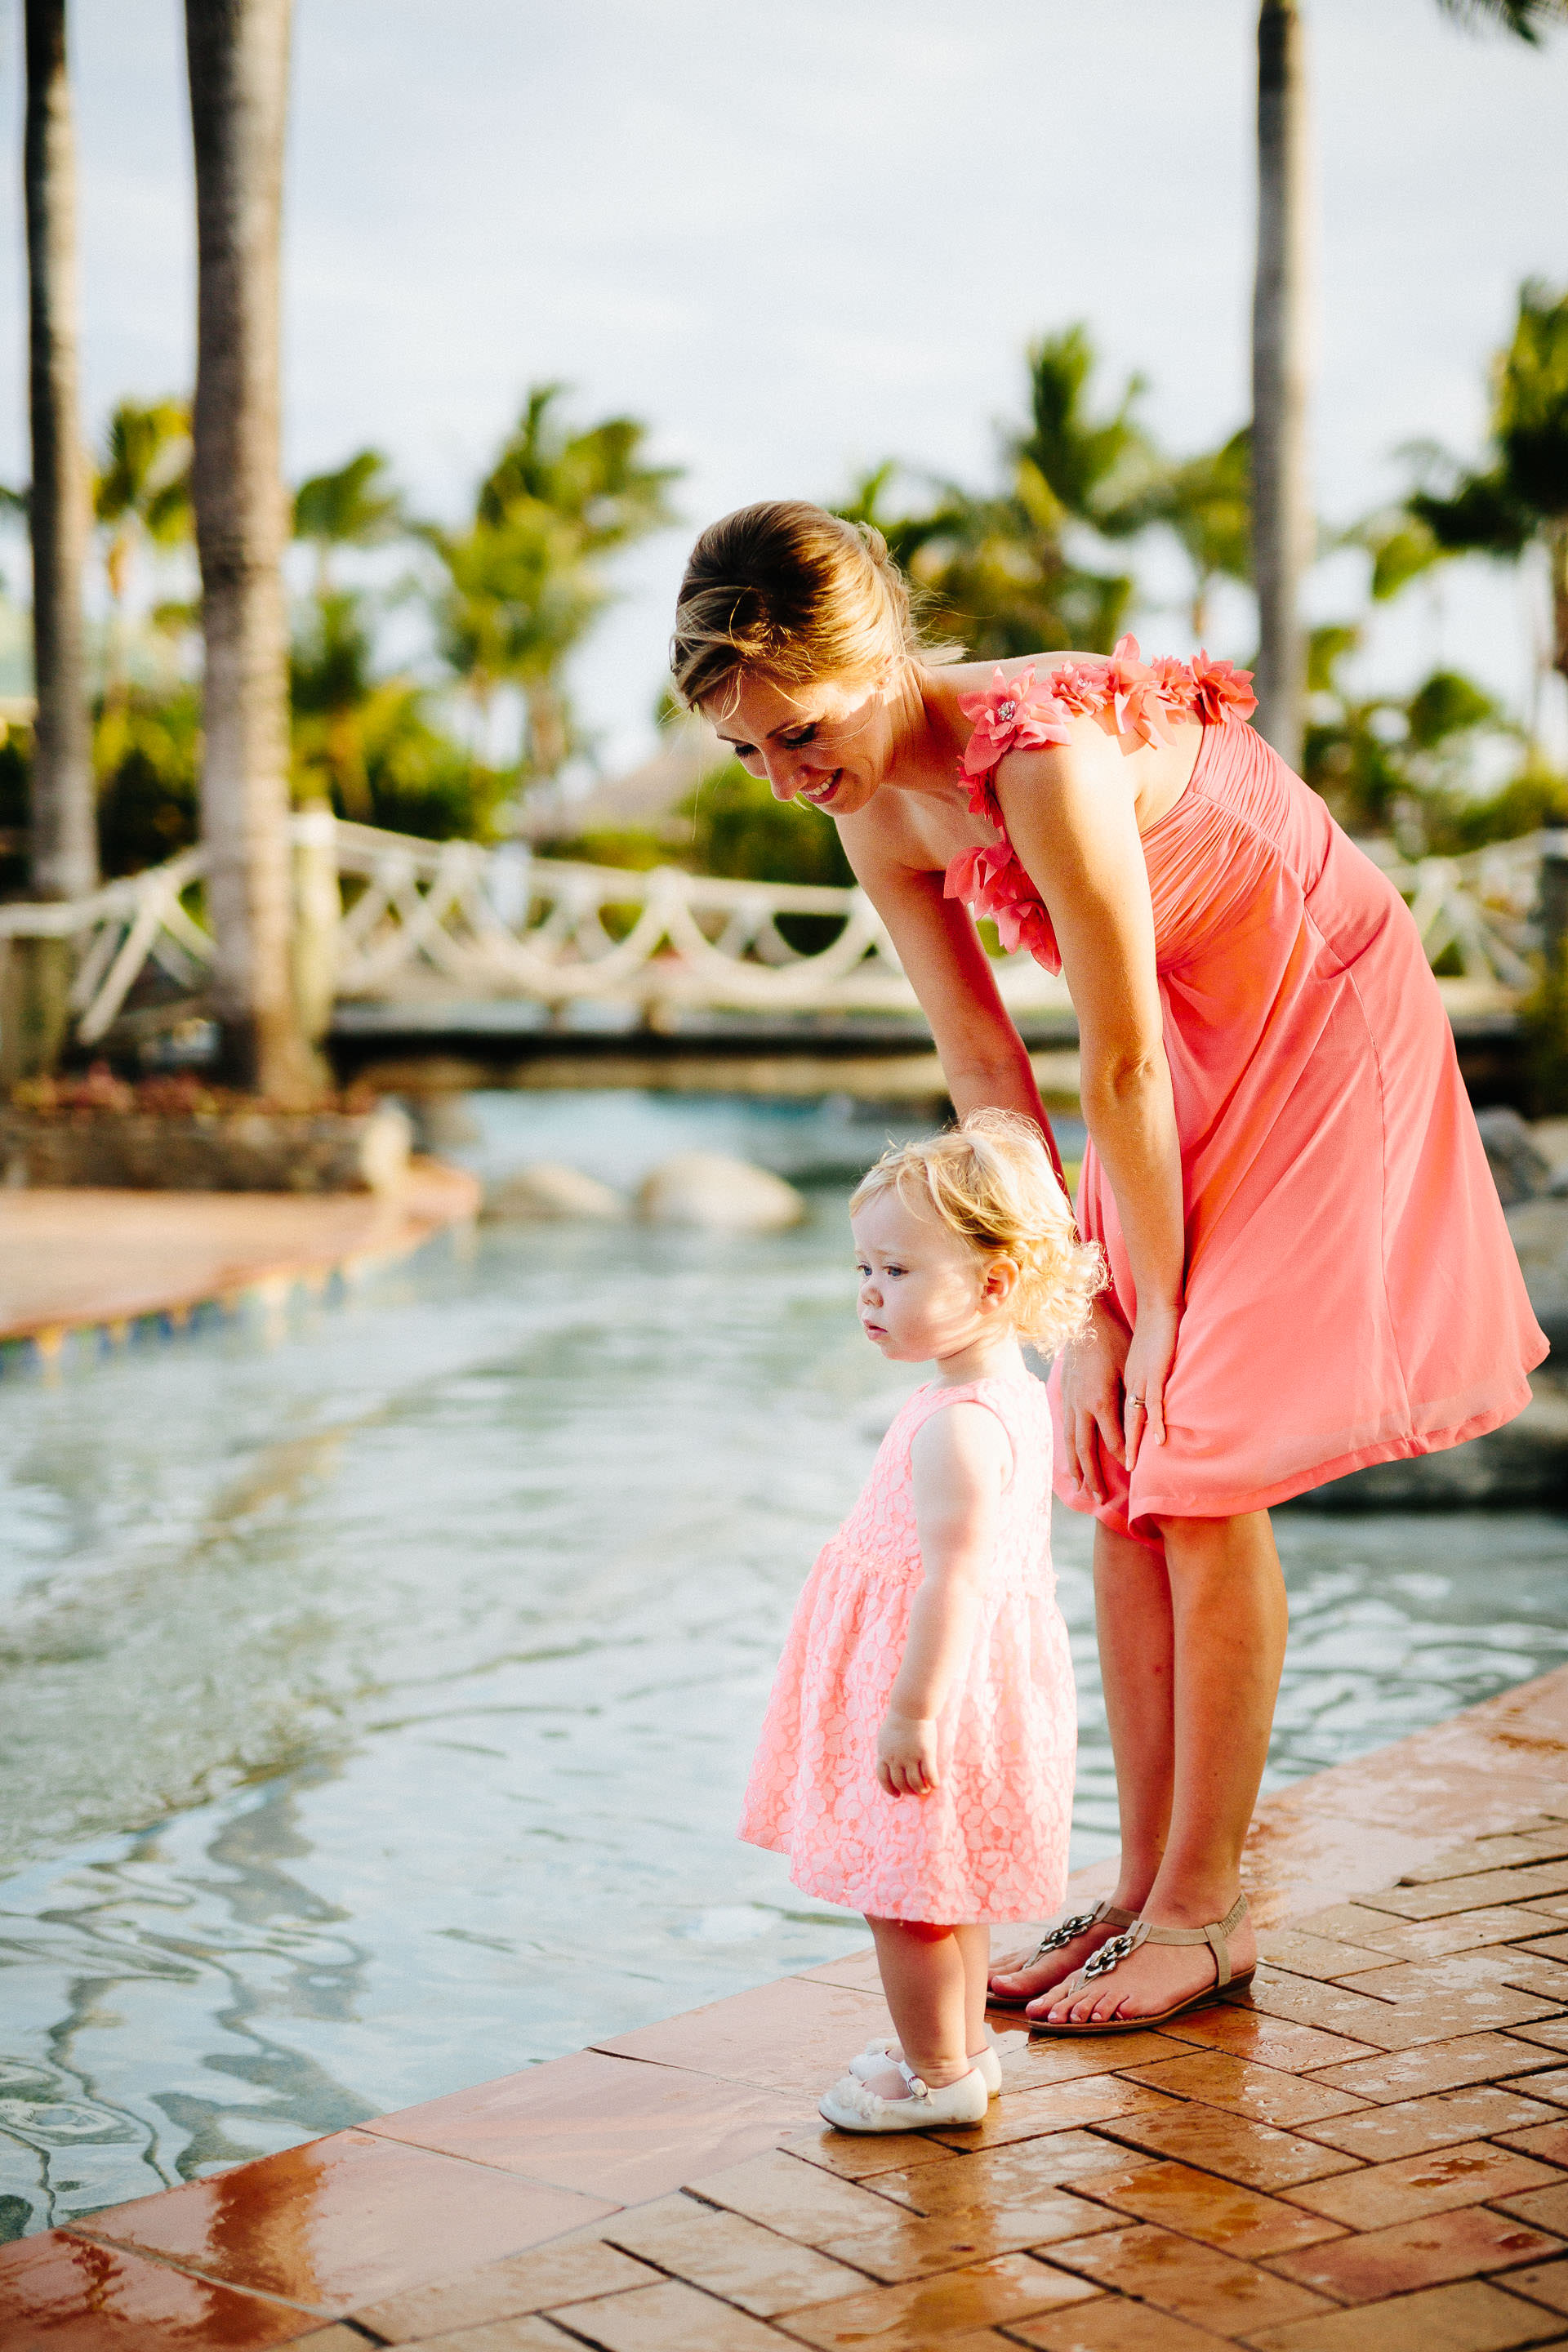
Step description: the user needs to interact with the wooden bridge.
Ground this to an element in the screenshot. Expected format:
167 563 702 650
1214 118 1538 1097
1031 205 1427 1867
0 813 1548 1092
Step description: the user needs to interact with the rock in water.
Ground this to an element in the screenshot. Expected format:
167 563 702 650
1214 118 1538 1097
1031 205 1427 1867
1476 1107 1553 1206
483 1162 626 1221
636 1152 806 1232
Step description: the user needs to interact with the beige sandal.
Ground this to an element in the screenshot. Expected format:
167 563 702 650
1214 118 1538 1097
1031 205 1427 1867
1028 1893 1253 2036
987 1899 1140 2008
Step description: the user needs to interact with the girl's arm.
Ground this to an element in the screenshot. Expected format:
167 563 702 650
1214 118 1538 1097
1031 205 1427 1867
878 1403 1010 1797
991 737 1184 1474
832 840 1067 1192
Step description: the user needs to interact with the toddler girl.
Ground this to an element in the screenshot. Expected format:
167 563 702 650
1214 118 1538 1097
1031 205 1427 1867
739 1111 1102 2131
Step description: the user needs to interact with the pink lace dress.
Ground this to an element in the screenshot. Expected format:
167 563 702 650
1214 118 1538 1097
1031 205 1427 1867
739 1368 1075 1926
943 643 1547 1542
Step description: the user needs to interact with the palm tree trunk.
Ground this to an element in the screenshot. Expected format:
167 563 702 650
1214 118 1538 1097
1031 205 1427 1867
1251 0 1312 773
24 0 95 902
185 0 314 1101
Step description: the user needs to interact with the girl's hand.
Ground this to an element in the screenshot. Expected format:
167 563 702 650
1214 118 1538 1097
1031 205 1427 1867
1121 1303 1178 1473
1058 1300 1130 1505
877 1710 939 1797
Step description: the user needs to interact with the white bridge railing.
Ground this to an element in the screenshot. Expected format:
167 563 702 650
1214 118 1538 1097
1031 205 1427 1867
0 813 1548 1049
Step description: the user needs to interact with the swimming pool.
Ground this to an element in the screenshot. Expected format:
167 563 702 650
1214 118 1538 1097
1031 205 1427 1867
1 1090 1564 2238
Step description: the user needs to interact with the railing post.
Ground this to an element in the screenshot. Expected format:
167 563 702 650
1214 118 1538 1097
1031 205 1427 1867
0 931 73 1086
292 801 339 1048
1540 831 1568 982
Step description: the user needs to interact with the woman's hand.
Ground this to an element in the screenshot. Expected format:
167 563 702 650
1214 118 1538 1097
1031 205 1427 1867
876 1710 939 1797
1059 1300 1131 1505
1121 1302 1178 1472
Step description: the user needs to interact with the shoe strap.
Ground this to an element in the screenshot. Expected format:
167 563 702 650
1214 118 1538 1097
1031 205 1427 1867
897 2059 928 2100
1131 1894 1250 1989
1029 1897 1138 1963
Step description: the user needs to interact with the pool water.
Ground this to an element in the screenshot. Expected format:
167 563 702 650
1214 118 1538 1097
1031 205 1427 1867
1 1089 1565 2239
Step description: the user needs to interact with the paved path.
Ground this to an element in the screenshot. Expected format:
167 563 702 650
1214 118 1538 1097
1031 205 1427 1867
7 1667 1568 2348
0 1161 481 1356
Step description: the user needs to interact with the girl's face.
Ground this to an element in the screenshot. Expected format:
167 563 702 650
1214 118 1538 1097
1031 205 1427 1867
705 666 899 821
852 1187 1009 1364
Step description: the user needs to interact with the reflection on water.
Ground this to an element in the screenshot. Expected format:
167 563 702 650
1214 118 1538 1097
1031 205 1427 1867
0 1090 1564 2235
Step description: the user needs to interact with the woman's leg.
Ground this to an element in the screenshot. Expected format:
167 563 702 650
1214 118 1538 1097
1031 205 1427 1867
991 1524 1175 2003
1042 1508 1287 2025
863 1918 974 2093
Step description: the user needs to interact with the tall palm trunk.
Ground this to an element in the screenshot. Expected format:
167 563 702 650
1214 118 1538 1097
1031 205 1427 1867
1251 0 1312 773
24 0 95 902
185 0 314 1100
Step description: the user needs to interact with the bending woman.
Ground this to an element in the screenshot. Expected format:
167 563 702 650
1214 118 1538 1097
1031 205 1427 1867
671 501 1546 2034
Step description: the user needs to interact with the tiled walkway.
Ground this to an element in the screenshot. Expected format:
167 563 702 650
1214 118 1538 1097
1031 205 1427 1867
0 1160 480 1356
9 1668 1568 2350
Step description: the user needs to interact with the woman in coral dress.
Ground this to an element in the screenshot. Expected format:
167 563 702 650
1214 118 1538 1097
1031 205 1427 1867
673 501 1547 2032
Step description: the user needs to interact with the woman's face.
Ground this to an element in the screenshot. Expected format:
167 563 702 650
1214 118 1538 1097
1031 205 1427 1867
704 666 898 820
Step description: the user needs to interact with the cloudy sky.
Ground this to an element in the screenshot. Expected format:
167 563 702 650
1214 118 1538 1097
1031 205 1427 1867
0 0 1565 768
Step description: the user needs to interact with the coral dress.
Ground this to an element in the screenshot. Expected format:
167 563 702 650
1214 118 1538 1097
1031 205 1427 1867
944 645 1548 1544
739 1368 1075 1925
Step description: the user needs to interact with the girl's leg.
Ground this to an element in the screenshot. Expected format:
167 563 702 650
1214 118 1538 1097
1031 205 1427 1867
990 1524 1174 2004
864 1918 973 2092
1044 1508 1287 2025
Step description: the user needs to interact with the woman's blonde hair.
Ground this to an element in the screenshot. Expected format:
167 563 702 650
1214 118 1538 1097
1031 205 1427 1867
849 1111 1105 1354
670 499 960 712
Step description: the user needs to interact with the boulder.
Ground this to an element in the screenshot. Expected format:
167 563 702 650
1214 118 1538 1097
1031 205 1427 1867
1508 1194 1568 1356
483 1161 626 1222
1290 1370 1568 1511
635 1152 806 1232
1476 1107 1553 1206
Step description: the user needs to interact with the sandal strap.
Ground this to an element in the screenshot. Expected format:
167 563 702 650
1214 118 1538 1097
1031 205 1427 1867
1076 1894 1249 1990
1027 1899 1137 1965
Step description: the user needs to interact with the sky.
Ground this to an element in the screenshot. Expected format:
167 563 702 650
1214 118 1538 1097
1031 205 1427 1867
0 0 1565 773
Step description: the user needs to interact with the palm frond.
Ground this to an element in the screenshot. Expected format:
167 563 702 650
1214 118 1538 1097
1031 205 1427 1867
1434 0 1566 44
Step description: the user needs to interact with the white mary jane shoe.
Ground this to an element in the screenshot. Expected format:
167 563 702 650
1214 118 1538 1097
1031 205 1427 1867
818 2059 989 2133
849 2034 1003 2097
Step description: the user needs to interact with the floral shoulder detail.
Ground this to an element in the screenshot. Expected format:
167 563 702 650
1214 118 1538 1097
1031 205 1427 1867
942 638 1256 973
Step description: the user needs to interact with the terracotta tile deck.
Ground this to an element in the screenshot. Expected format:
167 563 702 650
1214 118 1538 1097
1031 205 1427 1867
0 1160 480 1358
9 1668 1568 2349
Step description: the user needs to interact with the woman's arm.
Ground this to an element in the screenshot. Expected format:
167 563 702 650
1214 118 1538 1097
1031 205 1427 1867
835 838 1067 1189
878 1402 1009 1797
992 735 1185 1468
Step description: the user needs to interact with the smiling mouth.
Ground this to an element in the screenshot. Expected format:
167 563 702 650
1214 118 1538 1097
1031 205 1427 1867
799 773 842 808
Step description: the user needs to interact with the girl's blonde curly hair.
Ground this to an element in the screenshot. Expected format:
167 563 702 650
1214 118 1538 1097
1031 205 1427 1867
849 1110 1105 1355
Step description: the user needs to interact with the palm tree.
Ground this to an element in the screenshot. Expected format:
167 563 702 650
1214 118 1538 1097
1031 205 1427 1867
1250 0 1563 774
94 397 191 696
292 448 403 595
24 0 95 902
185 0 314 1100
425 386 677 786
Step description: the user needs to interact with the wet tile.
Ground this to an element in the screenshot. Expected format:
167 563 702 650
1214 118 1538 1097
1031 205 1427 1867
1497 2119 1568 2166
1503 2068 1568 2105
873 2134 1162 2214
1294 1905 1568 1962
1160 2007 1379 2072
816 2192 1116 2283
996 2033 1187 2092
1245 2276 1566 2351
284 2334 372 2352
1071 2158 1347 2257
1042 2221 1331 2332
1117 2048 1367 2128
590 1974 890 2097
1505 2019 1568 2056
599 2190 865 2315
1298 2083 1561 2159
352 2238 660 2341
680 2149 906 2244
74 2130 608 2313
395 2321 572 2352
0 2230 310 2351
1356 1862 1568 1920
1310 2032 1566 2104
368 2048 815 2203
1260 1931 1403 1980
779 2250 1099 2348
1505 2257 1568 2316
1240 1967 1426 2049
1267 2204 1563 2304
777 2123 960 2181
1399 1831 1568 1882
924 2074 1181 2152
1494 2183 1568 2234
550 2275 784 2350
1008 2301 1232 2350
1493 1951 1568 2003
796 1945 884 1993
1334 1952 1566 2029
1282 2140 1559 2229
1090 2100 1362 2192
1517 1933 1568 1962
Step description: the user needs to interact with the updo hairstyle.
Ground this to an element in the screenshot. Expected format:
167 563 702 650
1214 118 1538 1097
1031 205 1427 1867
670 499 960 713
849 1110 1105 1356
